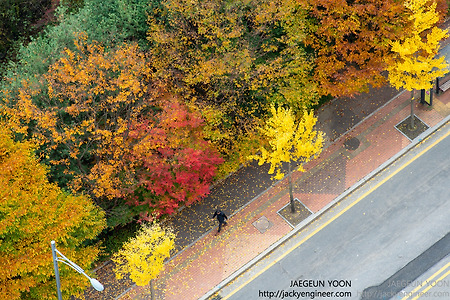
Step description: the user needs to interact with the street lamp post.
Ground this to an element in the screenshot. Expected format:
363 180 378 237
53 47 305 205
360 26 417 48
50 241 104 300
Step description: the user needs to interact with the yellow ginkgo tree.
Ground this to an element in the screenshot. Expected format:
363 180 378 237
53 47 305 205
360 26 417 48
386 0 448 129
249 105 324 213
112 223 175 299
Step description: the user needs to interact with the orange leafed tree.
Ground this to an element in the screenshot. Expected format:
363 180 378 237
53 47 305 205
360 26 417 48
4 33 156 200
3 33 223 224
303 0 411 97
303 0 447 97
0 124 105 300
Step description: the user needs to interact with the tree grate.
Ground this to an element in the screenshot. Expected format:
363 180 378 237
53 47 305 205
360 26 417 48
277 199 312 227
395 115 429 141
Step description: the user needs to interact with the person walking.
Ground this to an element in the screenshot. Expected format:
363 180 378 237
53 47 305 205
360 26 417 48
212 209 228 234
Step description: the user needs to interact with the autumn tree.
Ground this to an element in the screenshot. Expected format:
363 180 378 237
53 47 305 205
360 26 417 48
0 124 106 300
386 0 448 129
113 223 175 298
123 100 224 220
147 0 319 172
3 34 223 225
249 106 324 213
302 0 411 97
4 34 155 207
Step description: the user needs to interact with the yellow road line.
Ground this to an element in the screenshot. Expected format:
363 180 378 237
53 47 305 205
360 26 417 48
401 262 450 300
412 269 450 300
222 127 450 300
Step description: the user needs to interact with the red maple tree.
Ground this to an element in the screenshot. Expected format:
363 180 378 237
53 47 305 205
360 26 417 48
123 100 223 218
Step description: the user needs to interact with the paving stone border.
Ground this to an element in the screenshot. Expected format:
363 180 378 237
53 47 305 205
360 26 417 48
277 199 312 227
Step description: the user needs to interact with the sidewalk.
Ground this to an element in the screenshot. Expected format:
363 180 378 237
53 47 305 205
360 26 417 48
115 83 450 299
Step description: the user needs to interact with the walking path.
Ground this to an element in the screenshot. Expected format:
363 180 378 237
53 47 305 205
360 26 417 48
82 24 450 300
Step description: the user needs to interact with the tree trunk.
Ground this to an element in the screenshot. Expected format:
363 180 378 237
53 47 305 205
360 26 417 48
410 89 416 130
288 161 296 213
151 279 155 300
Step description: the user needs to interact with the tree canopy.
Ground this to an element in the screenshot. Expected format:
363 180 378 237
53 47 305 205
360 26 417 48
112 223 175 286
1 0 448 232
147 0 319 168
0 124 105 300
3 34 223 225
386 0 448 91
250 106 324 180
303 0 410 97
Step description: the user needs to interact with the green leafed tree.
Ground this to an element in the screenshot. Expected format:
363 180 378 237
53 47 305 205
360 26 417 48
249 105 324 213
0 123 106 300
386 0 448 129
1 0 151 90
0 0 52 72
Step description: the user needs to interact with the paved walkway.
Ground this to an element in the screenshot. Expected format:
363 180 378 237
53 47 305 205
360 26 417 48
82 24 450 300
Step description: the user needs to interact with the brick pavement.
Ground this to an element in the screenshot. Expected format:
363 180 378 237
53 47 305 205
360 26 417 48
116 86 450 300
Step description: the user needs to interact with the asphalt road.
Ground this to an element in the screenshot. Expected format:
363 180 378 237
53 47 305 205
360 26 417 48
217 122 450 300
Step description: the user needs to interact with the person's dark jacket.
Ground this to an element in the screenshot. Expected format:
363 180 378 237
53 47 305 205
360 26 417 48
212 210 227 223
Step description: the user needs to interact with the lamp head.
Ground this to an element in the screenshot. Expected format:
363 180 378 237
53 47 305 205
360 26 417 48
89 278 104 291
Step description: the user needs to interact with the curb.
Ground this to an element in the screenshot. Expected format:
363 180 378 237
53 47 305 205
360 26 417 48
199 102 450 300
